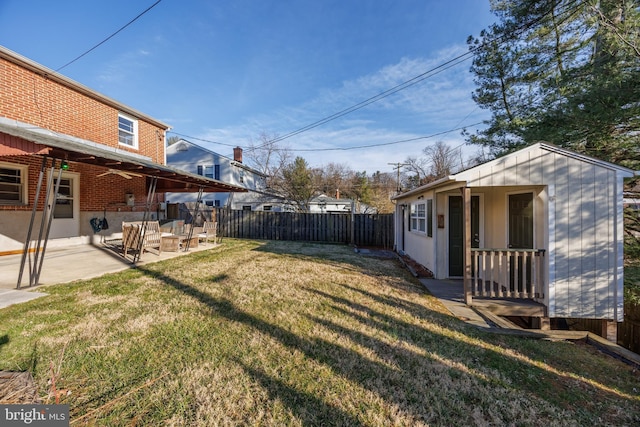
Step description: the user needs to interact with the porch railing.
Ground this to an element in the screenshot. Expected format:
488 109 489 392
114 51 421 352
470 248 546 299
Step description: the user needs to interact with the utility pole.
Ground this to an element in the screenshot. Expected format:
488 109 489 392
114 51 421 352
388 162 409 193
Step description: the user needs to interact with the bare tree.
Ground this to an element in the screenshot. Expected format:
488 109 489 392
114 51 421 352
423 140 458 178
244 131 292 189
402 155 429 189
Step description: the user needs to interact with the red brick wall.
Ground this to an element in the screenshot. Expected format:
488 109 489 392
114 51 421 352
0 56 165 163
0 56 166 213
0 154 154 212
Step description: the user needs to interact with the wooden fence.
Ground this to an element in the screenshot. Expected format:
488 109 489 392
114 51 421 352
214 209 394 248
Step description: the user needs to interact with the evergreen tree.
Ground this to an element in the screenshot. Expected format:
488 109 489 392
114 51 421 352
467 0 640 168
280 157 314 212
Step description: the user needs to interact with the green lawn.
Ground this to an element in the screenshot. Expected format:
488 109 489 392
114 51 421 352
0 239 638 426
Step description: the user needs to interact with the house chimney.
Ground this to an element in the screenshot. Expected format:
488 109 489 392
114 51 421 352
233 146 243 163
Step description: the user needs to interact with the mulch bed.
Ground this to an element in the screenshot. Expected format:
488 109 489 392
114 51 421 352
398 253 434 278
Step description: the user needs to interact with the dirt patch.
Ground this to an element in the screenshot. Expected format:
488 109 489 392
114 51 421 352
355 247 433 278
354 247 396 259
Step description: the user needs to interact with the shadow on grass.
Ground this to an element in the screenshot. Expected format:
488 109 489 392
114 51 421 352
136 265 513 423
235 358 364 426
137 266 365 425
132 240 639 424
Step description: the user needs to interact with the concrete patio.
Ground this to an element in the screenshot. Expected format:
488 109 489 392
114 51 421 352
0 240 216 308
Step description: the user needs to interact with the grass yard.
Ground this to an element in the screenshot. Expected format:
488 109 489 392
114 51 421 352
0 239 639 426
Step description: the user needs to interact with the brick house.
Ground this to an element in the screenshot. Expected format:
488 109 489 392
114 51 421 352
0 46 245 259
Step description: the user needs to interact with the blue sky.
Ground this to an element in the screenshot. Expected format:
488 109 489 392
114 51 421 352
0 0 496 173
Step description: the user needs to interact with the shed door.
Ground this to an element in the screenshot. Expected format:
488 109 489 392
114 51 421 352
508 193 533 291
449 195 479 277
508 193 533 249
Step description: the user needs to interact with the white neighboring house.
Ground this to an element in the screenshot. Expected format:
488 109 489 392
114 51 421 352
166 139 285 210
309 194 375 214
309 194 352 214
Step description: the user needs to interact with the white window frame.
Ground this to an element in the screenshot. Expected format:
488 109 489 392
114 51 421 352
0 162 28 205
410 202 426 233
118 112 138 149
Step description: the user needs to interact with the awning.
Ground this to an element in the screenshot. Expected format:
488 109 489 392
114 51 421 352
0 117 247 193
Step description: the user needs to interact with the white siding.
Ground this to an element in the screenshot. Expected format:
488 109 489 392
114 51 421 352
401 191 437 274
471 147 623 320
394 143 631 320
553 153 570 317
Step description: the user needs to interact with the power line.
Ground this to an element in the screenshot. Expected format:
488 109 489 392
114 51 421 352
168 121 484 154
266 54 474 145
169 1 581 156
168 131 238 148
252 0 582 149
56 0 163 72
289 122 483 152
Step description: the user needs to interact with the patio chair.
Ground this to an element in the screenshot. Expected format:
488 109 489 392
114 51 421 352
122 220 163 258
198 221 217 245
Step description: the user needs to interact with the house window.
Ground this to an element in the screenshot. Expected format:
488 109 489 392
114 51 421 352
427 199 433 237
118 113 138 148
242 205 251 211
411 202 426 233
205 200 214 207
263 205 272 211
214 200 220 207
197 165 219 180
0 163 27 205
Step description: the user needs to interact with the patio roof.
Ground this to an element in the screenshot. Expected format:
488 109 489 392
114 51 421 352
0 118 247 193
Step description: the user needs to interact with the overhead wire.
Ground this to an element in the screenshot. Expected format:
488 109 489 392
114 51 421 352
55 0 163 72
249 0 583 150
169 0 583 155
289 122 483 152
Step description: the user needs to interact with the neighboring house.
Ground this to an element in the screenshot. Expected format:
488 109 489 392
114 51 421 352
0 46 245 260
166 139 286 211
392 142 636 340
308 194 374 214
309 194 352 214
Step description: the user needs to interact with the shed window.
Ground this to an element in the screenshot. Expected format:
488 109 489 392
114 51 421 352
118 113 138 148
0 163 27 205
411 202 426 233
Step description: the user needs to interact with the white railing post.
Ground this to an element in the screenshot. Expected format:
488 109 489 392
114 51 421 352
471 248 545 300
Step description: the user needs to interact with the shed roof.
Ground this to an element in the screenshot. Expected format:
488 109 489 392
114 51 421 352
393 142 636 200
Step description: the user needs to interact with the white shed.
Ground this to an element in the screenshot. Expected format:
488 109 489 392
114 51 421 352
393 143 635 335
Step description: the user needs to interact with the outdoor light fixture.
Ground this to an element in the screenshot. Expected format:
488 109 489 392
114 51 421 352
61 160 69 170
